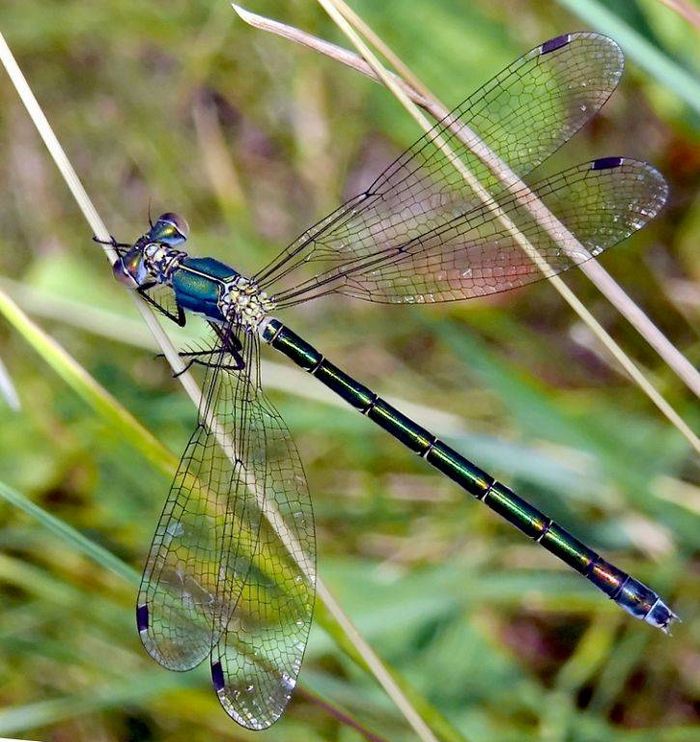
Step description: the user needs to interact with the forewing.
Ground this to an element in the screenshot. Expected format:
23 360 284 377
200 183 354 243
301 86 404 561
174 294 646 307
271 159 667 306
210 390 316 730
137 326 267 671
255 32 624 294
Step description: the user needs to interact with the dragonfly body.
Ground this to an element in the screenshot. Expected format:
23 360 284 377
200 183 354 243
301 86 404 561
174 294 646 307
116 215 676 633
171 257 239 320
113 219 274 327
106 33 679 730
261 318 676 631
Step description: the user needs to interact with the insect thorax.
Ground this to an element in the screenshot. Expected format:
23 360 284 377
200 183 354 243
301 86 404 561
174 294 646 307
218 275 276 329
142 241 187 284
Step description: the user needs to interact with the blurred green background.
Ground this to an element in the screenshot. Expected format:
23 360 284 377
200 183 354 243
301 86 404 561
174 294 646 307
0 0 698 740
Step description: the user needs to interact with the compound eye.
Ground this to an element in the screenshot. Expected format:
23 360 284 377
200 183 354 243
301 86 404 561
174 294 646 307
151 212 189 245
112 256 139 287
112 247 149 288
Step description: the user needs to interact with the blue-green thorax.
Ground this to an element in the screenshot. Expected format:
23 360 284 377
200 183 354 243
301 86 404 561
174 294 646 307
172 257 275 326
114 213 275 327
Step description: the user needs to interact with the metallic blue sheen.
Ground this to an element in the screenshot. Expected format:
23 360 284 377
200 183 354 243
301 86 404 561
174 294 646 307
171 258 237 320
182 257 239 281
147 212 189 245
645 599 678 632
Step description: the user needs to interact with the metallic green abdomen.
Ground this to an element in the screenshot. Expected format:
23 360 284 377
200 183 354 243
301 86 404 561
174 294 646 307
262 318 677 633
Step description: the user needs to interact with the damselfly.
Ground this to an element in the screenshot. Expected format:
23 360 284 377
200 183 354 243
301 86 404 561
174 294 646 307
103 33 677 730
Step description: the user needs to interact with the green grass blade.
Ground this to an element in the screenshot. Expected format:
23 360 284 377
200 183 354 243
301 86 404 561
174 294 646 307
0 672 202 736
0 478 388 739
0 284 443 738
0 480 138 584
315 596 468 742
0 286 177 476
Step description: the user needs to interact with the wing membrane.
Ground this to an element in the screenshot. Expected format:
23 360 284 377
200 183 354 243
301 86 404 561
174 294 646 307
255 32 624 294
210 391 315 730
137 325 315 730
270 159 667 306
138 283 185 326
136 328 286 670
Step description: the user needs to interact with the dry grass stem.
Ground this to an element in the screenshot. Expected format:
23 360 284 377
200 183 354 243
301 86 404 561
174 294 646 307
235 2 700 399
0 352 20 410
657 0 700 27
0 25 408 738
231 2 698 449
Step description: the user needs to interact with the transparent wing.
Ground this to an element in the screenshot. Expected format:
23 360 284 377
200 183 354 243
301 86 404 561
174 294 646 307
138 283 185 326
136 326 259 670
269 158 667 306
254 32 624 294
136 326 315 687
210 391 315 730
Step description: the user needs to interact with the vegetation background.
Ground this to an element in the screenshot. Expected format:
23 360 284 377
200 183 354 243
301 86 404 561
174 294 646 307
0 0 697 739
